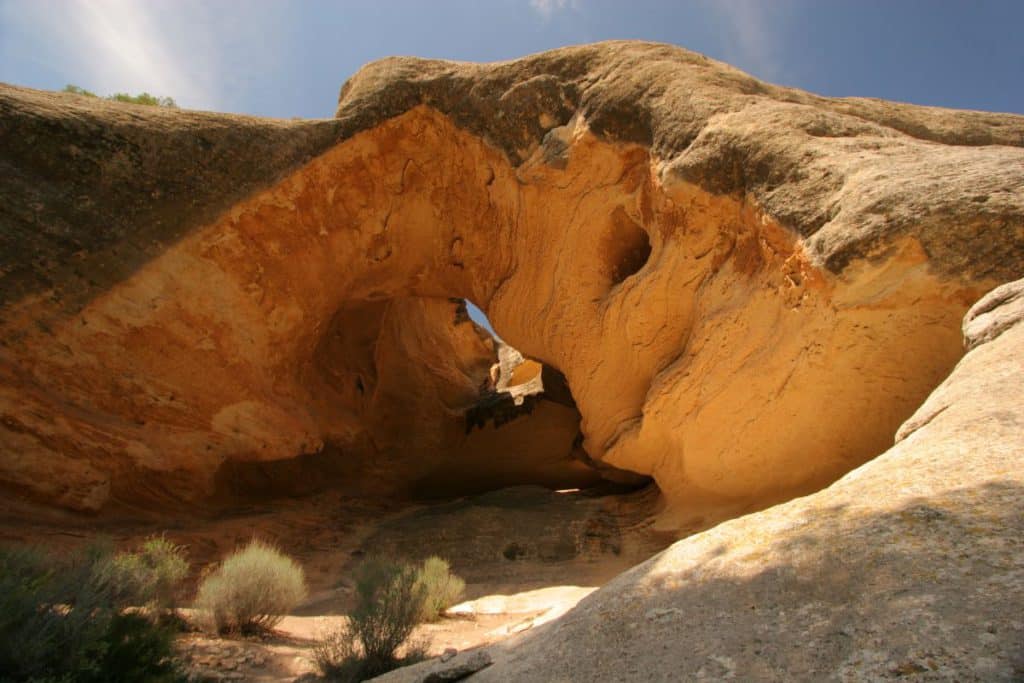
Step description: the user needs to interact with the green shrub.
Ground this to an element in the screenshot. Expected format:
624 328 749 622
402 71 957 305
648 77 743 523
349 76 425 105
194 539 307 634
0 546 68 679
313 623 362 681
314 620 430 683
138 536 190 612
350 558 425 673
0 542 182 682
108 92 177 107
94 536 188 619
63 84 97 97
314 557 435 681
62 84 177 107
89 612 181 683
415 556 465 622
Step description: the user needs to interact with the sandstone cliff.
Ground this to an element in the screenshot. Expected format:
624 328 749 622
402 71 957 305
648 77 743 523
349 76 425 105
0 41 1022 526
375 278 1024 681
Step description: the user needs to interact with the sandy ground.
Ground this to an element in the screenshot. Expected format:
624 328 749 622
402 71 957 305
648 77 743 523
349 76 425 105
0 484 670 682
175 585 598 682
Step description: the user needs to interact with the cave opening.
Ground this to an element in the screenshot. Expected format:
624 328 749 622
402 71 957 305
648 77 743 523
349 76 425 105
207 291 667 610
603 206 652 286
416 296 627 498
213 294 651 509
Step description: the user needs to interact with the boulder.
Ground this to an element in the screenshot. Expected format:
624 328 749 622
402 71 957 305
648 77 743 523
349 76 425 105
372 650 492 683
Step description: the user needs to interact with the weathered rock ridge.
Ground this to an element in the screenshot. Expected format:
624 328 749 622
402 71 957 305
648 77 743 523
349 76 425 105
0 41 1022 524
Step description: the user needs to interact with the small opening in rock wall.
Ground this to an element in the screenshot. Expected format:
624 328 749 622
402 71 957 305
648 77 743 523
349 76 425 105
461 300 549 412
465 299 499 339
603 207 652 285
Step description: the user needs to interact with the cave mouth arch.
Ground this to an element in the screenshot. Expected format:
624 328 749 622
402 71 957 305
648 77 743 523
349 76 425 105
213 293 652 507
0 101 981 537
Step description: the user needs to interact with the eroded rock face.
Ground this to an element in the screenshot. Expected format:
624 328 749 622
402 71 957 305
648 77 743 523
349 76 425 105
378 279 1024 681
0 41 1022 522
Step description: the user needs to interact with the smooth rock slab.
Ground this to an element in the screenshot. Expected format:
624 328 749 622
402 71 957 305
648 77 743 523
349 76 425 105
382 280 1024 681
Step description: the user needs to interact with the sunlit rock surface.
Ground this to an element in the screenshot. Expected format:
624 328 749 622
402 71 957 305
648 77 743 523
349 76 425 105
375 279 1024 682
0 41 1022 528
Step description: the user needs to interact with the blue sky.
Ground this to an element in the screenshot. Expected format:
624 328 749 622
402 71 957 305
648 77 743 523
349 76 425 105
1 0 1022 118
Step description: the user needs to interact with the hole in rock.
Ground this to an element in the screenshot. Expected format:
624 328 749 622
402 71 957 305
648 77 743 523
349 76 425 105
464 299 498 338
503 541 528 560
603 206 652 285
211 296 648 506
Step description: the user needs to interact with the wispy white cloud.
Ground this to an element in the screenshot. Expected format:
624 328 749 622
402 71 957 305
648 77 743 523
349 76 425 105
529 0 582 20
1 0 224 109
700 0 789 81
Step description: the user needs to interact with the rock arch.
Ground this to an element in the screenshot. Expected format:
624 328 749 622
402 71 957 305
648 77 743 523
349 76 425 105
1 42 1022 531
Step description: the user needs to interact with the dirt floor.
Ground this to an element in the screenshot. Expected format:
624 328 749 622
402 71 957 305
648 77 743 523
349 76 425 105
0 484 672 682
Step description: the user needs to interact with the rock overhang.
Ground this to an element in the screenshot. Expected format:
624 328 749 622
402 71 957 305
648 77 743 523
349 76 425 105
0 41 1021 528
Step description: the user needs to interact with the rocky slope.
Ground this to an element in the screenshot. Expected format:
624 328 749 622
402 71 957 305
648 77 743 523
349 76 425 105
376 278 1024 682
0 41 1022 527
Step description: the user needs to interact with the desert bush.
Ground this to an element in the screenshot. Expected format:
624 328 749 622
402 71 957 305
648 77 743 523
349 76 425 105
137 536 190 612
314 620 430 683
0 546 69 679
94 535 189 618
0 542 182 683
415 556 465 622
313 622 362 681
349 558 425 673
194 539 307 634
91 612 181 683
315 557 433 681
